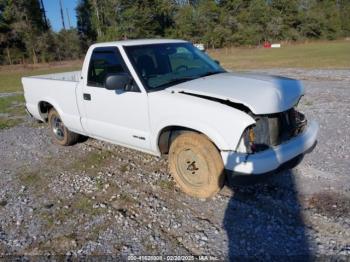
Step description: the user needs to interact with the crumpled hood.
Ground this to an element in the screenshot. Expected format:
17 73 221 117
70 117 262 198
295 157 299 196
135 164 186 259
167 72 304 114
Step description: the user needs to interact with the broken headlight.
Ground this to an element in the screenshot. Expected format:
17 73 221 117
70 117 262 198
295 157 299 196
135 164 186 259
236 108 308 154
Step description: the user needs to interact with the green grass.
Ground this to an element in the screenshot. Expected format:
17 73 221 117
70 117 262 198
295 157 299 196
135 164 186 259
72 150 112 171
0 94 25 129
0 94 24 111
19 171 43 188
157 179 175 190
0 62 81 93
208 40 350 70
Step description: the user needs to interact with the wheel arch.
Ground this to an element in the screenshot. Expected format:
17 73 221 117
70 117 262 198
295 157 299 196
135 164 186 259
38 101 54 122
156 124 225 155
37 100 64 123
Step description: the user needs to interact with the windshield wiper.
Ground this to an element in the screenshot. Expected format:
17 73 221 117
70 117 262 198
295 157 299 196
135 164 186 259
198 71 224 78
158 76 196 88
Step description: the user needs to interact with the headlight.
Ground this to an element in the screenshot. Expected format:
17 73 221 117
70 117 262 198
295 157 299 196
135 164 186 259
236 108 308 154
236 126 255 154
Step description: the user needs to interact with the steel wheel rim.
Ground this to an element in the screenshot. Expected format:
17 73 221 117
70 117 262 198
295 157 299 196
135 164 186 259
51 116 65 141
176 148 209 187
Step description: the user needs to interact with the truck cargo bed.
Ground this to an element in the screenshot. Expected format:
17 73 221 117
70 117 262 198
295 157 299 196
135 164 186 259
26 71 81 82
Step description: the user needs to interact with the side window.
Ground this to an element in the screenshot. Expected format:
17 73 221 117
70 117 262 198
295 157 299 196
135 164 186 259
87 49 125 87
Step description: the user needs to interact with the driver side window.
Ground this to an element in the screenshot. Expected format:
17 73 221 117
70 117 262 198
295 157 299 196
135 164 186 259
88 48 125 87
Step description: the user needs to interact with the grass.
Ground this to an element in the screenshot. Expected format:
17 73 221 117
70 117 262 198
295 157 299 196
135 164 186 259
304 100 313 106
208 40 350 70
119 192 136 204
0 94 25 129
0 94 24 111
119 163 129 173
72 194 101 215
72 150 112 171
0 116 23 130
19 171 43 188
0 60 82 93
157 179 175 190
40 194 102 231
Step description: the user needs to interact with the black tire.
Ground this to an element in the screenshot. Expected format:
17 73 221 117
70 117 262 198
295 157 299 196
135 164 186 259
284 154 304 170
48 108 79 146
169 132 225 198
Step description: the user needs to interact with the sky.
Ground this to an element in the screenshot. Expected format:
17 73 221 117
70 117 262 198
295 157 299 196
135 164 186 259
42 0 79 32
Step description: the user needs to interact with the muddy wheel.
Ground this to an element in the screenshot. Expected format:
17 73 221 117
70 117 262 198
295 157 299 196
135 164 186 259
48 108 79 146
169 132 225 198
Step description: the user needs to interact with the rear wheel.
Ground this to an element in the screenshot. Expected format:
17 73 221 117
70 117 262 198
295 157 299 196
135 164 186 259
169 132 225 198
48 108 79 146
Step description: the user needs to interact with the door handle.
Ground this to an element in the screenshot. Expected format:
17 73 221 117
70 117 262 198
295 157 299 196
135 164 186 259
83 93 91 101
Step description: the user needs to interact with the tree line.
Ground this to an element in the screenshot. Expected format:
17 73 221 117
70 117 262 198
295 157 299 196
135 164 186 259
1 0 350 65
0 0 81 65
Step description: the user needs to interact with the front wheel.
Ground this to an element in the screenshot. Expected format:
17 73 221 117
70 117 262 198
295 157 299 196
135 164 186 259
48 108 79 146
169 132 225 198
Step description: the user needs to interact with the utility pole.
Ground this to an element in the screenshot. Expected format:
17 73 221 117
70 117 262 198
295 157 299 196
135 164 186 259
66 8 71 28
59 0 66 30
39 0 48 29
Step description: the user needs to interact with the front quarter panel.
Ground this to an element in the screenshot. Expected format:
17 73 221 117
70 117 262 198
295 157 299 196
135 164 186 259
148 91 255 153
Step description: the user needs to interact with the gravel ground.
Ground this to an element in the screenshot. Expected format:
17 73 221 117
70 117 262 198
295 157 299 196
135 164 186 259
0 69 349 260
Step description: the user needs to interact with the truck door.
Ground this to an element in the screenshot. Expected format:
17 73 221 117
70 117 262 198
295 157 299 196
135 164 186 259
81 47 150 151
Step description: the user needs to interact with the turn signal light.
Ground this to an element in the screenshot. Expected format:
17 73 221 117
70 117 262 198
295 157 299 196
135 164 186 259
249 128 255 143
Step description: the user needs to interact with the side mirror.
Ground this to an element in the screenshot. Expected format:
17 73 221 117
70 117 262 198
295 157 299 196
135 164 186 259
214 60 220 65
104 73 131 90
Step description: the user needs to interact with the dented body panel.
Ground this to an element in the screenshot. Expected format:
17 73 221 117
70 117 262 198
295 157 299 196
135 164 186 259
22 39 318 176
148 90 255 152
168 72 304 115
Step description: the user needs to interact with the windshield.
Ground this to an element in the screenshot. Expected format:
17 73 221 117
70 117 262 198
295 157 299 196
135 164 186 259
124 43 225 90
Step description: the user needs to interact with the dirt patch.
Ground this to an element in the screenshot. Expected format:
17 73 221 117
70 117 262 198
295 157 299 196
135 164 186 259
308 192 350 219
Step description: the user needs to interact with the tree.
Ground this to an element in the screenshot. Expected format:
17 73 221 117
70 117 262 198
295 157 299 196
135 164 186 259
171 4 200 42
1 0 349 65
339 0 350 36
55 29 82 61
299 0 341 40
76 0 97 52
269 0 301 40
0 0 52 64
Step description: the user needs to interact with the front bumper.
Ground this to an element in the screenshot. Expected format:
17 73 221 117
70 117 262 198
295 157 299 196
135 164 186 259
221 120 319 175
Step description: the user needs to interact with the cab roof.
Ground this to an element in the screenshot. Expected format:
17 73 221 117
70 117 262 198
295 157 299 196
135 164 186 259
90 39 188 48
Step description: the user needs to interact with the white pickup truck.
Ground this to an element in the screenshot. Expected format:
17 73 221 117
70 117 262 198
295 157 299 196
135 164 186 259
22 39 318 198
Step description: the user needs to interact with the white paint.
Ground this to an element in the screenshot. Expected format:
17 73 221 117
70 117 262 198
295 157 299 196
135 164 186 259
148 90 255 152
22 39 318 175
167 72 304 115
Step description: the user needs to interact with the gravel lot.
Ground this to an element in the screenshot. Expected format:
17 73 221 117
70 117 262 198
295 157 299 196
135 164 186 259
0 69 349 260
